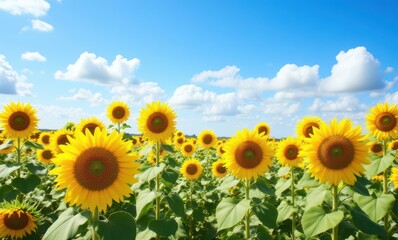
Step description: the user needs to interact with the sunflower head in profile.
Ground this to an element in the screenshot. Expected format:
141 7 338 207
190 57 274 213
390 167 398 189
0 200 42 240
255 122 271 137
366 103 398 141
0 102 39 139
296 116 325 141
50 128 140 213
38 132 51 146
181 141 196 156
198 130 217 149
137 101 177 142
368 141 383 157
212 159 228 178
216 144 225 157
180 158 203 180
223 128 273 180
76 117 106 135
276 137 303 167
106 101 130 124
301 118 370 186
388 140 398 151
50 129 74 153
36 148 54 165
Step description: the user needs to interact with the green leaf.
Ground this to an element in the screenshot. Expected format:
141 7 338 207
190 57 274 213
217 175 240 190
301 206 344 238
148 219 178 237
137 163 165 182
364 152 395 177
136 228 156 240
297 172 319 189
25 162 48 175
256 225 273 240
162 168 179 184
0 185 18 202
0 163 22 178
353 193 395 222
139 143 154 155
161 144 175 153
349 205 386 236
12 175 41 193
255 177 275 196
277 200 295 222
165 193 185 218
24 140 44 150
277 166 291 177
43 208 91 240
352 176 371 196
97 211 136 240
252 203 278 228
136 189 161 220
275 178 291 196
0 139 13 150
306 185 329 210
216 198 250 231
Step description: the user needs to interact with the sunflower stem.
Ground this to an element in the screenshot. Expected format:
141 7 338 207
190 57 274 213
291 167 296 240
245 179 250 239
16 137 21 178
155 141 161 240
117 123 121 134
189 180 194 240
382 140 390 231
332 185 339 240
91 207 99 240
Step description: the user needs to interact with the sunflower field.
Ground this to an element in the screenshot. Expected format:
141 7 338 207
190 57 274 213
0 101 398 240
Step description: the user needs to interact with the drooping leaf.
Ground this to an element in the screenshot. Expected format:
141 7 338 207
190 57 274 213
162 168 179 184
252 202 278 228
217 175 240 190
139 143 154 156
297 172 319 189
25 162 48 175
353 193 395 222
137 163 165 182
305 185 329 210
148 219 178 237
349 205 386 237
24 140 44 150
161 144 175 153
275 178 291 196
216 198 250 231
0 163 22 178
136 189 161 220
301 206 344 238
165 193 185 218
277 200 295 222
97 211 136 240
255 177 275 196
0 185 18 202
0 139 13 150
364 152 395 177
11 175 41 193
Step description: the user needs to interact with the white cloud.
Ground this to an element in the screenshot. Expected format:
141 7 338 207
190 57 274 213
191 65 239 86
0 0 50 17
36 104 88 129
263 102 300 116
384 91 398 104
169 84 216 109
55 52 140 85
385 67 394 74
58 88 108 106
0 55 32 96
321 46 384 92
31 19 53 32
309 96 367 112
21 51 47 62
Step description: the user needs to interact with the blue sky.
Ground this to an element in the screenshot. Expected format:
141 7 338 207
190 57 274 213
1 0 398 138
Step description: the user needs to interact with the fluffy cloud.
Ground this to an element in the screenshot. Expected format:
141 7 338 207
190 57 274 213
384 91 398 104
21 51 47 62
321 46 384 92
58 88 108 106
35 104 87 129
168 84 216 108
31 19 53 32
0 55 32 96
263 102 300 116
309 96 367 112
191 65 239 87
0 0 50 17
55 52 140 85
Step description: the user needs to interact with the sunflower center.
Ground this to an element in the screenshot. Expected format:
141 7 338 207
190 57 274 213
57 134 70 146
184 145 193 153
42 150 53 159
258 126 268 135
203 134 213 144
41 135 50 144
235 141 263 169
83 123 99 134
8 112 30 131
147 112 168 133
375 112 397 131
303 123 319 138
371 143 383 153
132 138 137 145
391 142 398 150
318 135 355 170
216 164 226 174
177 138 184 144
74 147 119 190
112 107 126 119
4 211 29 230
284 145 299 160
186 164 198 175
219 146 225 154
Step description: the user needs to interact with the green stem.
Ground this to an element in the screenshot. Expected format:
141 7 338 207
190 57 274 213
117 123 121 134
189 180 194 240
155 141 161 240
91 207 99 240
291 167 296 240
245 179 250 239
16 138 21 177
332 185 339 240
382 140 389 230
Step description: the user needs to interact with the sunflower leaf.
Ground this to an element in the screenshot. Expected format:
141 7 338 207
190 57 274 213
97 211 136 240
252 202 278 228
275 178 292 196
301 206 344 238
165 193 185 218
24 140 44 150
0 163 22 178
148 219 178 237
11 175 41 193
277 200 295 222
353 193 395 222
364 151 396 177
136 189 161 220
216 198 250 231
139 143 153 156
0 139 13 150
137 163 165 182
161 144 175 153
349 204 386 236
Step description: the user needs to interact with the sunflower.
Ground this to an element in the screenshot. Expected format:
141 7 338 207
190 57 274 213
174 136 185 148
50 128 140 213
198 130 217 149
276 137 303 167
137 101 177 142
0 102 39 139
216 144 225 156
301 118 369 186
212 159 228 178
75 117 106 135
389 140 398 150
366 103 398 140
371 173 384 182
223 128 273 180
38 132 51 146
174 130 185 138
368 141 383 156
181 141 196 156
180 158 202 180
390 167 398 189
296 116 325 140
50 129 74 153
255 122 271 137
36 148 54 165
106 101 130 124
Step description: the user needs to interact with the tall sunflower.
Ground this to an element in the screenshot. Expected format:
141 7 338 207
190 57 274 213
137 101 176 142
50 129 74 153
368 141 383 156
301 118 369 186
366 103 398 140
0 102 39 139
181 141 196 156
198 130 217 149
223 128 273 180
180 158 203 180
212 159 228 178
254 122 271 137
50 128 140 213
296 116 325 140
106 101 130 124
75 117 106 135
276 137 303 167
390 167 398 189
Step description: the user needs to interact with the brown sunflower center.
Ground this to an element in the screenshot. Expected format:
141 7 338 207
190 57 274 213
74 147 119 190
235 141 263 169
4 211 29 230
391 142 398 150
112 106 126 119
375 112 397 132
177 138 184 144
370 143 383 153
82 123 99 134
42 150 53 160
186 164 198 175
147 112 168 133
219 146 225 154
303 123 319 138
184 145 193 153
41 135 50 144
284 145 299 160
203 134 213 144
8 111 30 131
216 164 226 174
318 135 355 170
57 134 70 146
258 126 268 135
132 138 137 145
176 132 183 137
